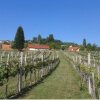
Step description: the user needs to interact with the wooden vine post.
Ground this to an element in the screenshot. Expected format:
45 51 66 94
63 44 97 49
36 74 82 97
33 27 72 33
18 52 23 93
88 53 92 95
41 54 44 78
33 57 36 83
97 65 100 80
92 57 96 98
30 53 32 85
24 54 27 87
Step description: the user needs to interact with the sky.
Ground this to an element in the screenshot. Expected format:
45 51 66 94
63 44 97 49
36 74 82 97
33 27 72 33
0 0 100 46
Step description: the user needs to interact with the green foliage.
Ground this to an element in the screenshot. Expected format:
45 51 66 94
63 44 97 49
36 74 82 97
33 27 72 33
47 34 54 42
0 60 19 85
13 26 25 50
80 80 86 91
61 46 66 50
80 38 99 51
80 45 84 51
92 43 97 50
76 64 96 75
0 67 5 86
9 60 19 77
86 43 94 51
0 56 58 86
48 42 61 49
32 34 62 49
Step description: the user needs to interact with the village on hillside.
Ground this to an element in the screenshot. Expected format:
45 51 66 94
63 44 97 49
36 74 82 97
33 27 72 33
0 40 80 52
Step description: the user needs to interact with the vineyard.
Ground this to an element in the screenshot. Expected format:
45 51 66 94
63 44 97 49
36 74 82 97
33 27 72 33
0 49 100 99
63 51 100 99
0 50 59 99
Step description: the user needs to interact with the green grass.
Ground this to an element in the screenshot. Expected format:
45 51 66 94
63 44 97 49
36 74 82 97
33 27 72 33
18 51 91 99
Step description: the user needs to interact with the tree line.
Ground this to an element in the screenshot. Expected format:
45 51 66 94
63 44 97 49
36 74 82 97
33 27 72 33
12 26 63 50
12 26 100 51
80 38 100 51
26 34 62 49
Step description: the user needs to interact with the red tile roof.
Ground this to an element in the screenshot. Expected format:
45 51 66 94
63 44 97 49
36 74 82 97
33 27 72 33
28 44 50 49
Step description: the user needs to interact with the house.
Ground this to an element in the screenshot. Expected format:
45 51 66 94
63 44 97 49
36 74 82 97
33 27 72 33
27 44 50 50
68 45 80 52
2 42 12 50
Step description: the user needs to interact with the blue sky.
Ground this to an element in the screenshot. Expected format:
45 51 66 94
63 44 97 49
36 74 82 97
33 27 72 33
0 0 100 46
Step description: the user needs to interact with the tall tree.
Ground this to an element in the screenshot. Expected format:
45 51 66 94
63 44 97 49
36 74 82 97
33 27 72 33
13 26 25 51
38 34 42 44
83 38 87 49
47 34 54 42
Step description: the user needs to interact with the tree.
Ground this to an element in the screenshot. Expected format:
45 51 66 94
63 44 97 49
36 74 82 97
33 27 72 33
13 26 25 51
47 34 54 42
92 43 97 51
83 38 87 49
48 42 61 49
38 34 42 44
87 43 92 51
61 46 66 50
32 37 38 43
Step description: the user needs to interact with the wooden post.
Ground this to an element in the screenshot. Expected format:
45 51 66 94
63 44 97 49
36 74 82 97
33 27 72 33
30 53 33 85
93 57 95 67
92 57 96 98
88 53 91 65
97 66 100 80
88 53 92 95
42 54 44 62
88 76 92 95
18 52 23 92
25 54 27 65
41 53 44 78
92 72 96 98
24 54 27 87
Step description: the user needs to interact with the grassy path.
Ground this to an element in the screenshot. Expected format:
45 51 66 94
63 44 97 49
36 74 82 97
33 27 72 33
19 51 91 99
